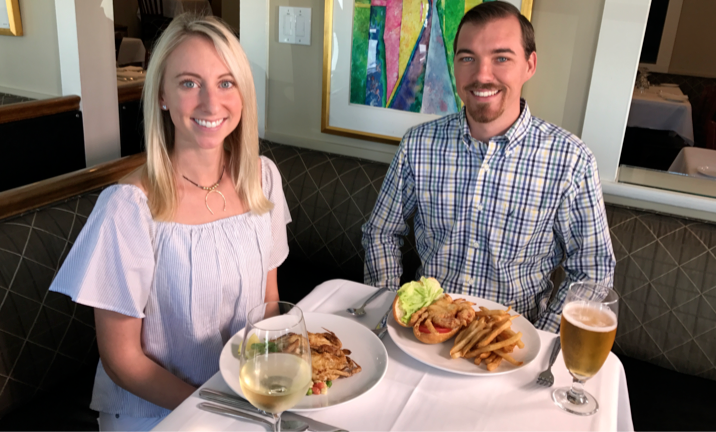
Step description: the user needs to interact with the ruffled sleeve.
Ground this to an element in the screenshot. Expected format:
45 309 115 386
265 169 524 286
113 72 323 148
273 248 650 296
49 185 155 318
261 156 291 270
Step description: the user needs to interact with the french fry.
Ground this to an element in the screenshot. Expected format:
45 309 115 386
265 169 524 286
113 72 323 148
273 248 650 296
486 356 503 371
494 349 523 366
502 328 525 349
460 327 491 357
477 319 513 348
451 321 485 358
453 319 477 346
466 332 523 356
447 304 525 373
477 306 509 316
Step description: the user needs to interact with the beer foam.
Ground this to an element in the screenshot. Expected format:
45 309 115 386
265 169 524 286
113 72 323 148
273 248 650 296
562 301 617 332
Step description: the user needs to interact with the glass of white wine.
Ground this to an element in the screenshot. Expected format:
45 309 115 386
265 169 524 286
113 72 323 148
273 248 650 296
240 301 312 432
552 281 619 416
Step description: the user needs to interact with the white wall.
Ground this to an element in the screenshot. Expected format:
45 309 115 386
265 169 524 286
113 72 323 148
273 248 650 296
668 0 716 78
521 0 605 137
244 0 609 163
0 0 62 98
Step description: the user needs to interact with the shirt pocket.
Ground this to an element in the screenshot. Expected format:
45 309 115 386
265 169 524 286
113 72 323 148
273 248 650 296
487 204 543 263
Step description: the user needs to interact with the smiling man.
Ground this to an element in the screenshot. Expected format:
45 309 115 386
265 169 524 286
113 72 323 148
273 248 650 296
362 1 616 333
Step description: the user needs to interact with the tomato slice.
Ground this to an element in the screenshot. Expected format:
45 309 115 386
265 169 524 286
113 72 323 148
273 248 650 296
418 324 453 334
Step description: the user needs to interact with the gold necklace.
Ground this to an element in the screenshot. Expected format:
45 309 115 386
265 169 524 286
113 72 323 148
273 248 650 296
182 166 226 215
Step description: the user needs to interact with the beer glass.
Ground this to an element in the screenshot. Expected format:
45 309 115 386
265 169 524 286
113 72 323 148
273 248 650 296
552 282 618 415
240 302 312 432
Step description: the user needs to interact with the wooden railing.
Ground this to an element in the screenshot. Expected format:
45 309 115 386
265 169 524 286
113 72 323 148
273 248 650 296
0 153 146 221
0 95 81 124
118 82 144 103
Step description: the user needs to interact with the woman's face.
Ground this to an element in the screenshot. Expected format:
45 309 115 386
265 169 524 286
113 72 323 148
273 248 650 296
161 35 243 151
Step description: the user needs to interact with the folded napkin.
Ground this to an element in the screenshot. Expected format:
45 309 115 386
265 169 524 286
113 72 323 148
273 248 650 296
659 91 688 102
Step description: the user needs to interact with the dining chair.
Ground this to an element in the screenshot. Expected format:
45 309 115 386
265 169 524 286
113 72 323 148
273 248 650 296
138 0 172 51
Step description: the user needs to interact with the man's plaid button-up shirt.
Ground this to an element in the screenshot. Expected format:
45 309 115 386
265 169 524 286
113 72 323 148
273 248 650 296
362 101 616 332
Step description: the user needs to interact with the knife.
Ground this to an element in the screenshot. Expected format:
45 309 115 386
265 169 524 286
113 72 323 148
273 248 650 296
199 388 347 431
197 402 308 431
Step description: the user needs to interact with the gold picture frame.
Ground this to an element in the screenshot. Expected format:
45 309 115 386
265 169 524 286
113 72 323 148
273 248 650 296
0 0 23 36
321 0 533 145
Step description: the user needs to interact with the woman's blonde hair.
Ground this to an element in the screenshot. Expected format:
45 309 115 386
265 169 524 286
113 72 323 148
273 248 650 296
141 13 272 221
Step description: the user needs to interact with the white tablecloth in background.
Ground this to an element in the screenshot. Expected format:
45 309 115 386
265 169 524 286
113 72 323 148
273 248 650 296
153 280 633 432
668 147 716 177
628 85 694 145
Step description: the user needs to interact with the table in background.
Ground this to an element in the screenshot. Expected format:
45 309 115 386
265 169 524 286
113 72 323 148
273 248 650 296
668 147 716 177
153 280 633 431
628 85 694 145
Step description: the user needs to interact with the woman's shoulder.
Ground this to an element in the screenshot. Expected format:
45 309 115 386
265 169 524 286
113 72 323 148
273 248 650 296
117 166 149 196
94 169 151 219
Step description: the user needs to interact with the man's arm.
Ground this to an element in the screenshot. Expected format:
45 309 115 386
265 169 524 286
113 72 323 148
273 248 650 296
535 156 616 332
362 142 417 290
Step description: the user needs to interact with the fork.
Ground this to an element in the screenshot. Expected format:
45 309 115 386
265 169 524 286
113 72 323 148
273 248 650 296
536 337 562 387
371 306 393 339
347 287 389 317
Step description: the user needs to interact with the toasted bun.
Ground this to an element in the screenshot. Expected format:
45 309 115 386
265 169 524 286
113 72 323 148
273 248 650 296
413 325 460 344
393 295 411 327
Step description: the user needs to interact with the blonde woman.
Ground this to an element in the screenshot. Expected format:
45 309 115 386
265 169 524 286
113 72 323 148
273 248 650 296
49 15 290 431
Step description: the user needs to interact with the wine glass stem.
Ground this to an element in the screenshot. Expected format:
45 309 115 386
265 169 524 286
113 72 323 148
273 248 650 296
567 377 589 405
273 413 282 432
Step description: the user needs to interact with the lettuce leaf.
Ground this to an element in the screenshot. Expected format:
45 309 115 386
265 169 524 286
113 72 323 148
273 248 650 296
396 277 443 325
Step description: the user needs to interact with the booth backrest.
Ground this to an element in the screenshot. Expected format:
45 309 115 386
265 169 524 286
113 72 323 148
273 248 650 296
1 140 715 420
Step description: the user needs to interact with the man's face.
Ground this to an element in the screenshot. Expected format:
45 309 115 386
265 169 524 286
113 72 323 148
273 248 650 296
454 17 536 125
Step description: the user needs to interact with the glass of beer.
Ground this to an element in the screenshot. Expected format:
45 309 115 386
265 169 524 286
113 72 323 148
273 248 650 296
239 302 312 432
552 282 618 416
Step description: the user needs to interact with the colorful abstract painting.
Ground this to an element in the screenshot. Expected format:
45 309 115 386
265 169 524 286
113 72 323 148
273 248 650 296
349 0 502 115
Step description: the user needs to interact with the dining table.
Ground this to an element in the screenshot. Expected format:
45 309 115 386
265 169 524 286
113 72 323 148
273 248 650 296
628 85 695 145
152 279 633 431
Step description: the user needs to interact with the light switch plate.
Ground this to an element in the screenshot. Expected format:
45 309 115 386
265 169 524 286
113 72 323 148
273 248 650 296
278 6 311 46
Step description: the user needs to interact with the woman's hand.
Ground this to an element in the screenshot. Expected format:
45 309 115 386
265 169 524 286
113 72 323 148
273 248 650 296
95 309 196 410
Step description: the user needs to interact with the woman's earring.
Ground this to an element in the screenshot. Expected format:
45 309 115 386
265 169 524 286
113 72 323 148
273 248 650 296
162 105 167 110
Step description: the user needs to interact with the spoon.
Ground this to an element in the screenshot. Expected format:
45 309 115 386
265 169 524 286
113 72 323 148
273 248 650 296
347 287 390 317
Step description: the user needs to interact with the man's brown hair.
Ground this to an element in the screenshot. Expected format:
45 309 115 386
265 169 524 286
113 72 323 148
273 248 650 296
453 1 536 60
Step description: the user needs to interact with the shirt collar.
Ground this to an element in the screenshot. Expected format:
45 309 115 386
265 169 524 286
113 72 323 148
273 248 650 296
459 99 532 152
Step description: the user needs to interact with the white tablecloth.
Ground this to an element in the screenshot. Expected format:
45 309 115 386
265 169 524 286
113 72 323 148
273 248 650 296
668 146 716 177
628 85 694 145
153 280 633 431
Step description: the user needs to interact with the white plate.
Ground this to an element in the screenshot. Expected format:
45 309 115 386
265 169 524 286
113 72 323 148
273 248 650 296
697 165 716 178
660 83 679 87
388 294 541 376
219 313 388 412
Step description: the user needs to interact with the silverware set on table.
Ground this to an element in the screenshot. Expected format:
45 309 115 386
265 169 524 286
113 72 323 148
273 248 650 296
346 287 391 339
197 389 344 431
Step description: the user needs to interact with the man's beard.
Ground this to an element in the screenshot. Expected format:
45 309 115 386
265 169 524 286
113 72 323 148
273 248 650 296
464 85 506 124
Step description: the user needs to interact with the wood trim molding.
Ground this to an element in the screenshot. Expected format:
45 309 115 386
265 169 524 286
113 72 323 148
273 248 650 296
0 153 146 221
0 96 81 124
118 82 144 103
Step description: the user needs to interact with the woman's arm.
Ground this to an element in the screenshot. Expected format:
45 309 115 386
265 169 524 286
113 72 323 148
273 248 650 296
265 267 279 302
95 308 196 410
